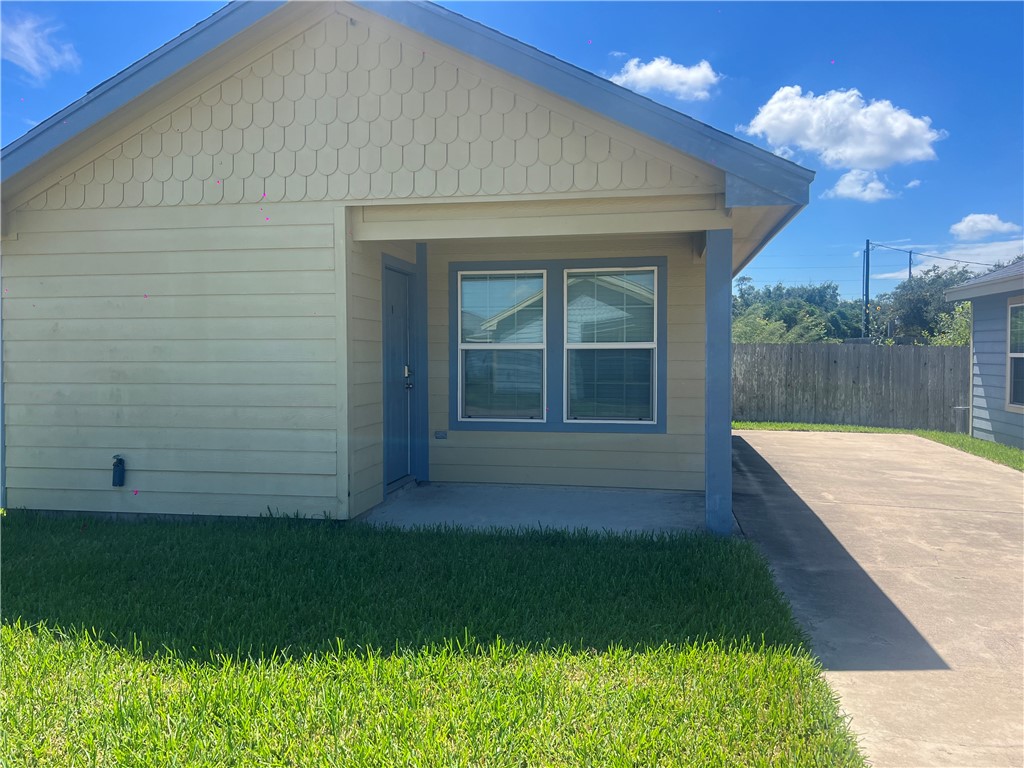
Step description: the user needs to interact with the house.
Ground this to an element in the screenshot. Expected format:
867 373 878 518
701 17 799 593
945 260 1024 449
0 0 813 533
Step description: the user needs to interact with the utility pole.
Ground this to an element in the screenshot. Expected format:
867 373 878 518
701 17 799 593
908 250 913 281
862 239 870 337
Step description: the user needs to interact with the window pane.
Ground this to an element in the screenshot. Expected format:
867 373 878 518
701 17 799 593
1011 306 1024 354
461 273 544 344
1012 358 1024 406
566 270 655 344
463 350 543 419
567 349 653 420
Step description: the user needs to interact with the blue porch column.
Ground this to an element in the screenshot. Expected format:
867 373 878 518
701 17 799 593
705 229 733 535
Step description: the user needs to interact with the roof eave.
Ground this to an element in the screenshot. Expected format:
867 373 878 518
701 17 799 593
945 274 1024 302
733 203 807 277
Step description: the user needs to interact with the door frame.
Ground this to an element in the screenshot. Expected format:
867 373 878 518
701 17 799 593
381 248 429 485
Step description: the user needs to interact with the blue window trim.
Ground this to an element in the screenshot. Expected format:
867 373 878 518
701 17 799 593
448 255 668 434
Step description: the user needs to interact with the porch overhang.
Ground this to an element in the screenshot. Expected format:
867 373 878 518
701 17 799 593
348 195 804 277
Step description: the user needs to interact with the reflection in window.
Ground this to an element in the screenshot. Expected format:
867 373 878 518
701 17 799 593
463 350 544 419
568 349 653 420
458 272 545 420
565 269 656 421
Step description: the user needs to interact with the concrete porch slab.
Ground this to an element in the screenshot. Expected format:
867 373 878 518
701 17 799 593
356 482 709 534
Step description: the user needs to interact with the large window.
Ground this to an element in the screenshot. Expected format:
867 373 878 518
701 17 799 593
458 271 545 420
565 269 656 421
453 261 663 430
1010 302 1024 407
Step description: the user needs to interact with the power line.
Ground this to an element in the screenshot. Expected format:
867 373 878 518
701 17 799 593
734 278 864 285
741 265 865 271
870 241 994 267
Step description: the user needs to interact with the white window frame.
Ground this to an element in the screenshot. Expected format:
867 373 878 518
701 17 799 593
562 266 658 425
1007 297 1024 412
457 269 547 423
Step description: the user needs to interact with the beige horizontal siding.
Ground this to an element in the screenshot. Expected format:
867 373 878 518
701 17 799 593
5 383 335 408
5 361 335 385
7 404 334 431
5 425 336 452
3 489 336 518
425 431 703 453
430 465 704 491
4 340 334 363
3 271 333 298
2 295 336 320
2 248 334 278
4 317 336 341
2 224 334 256
431 447 702 472
426 232 705 491
2 202 342 517
9 447 336 475
7 468 335 497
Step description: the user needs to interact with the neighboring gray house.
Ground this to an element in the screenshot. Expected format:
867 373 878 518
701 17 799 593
946 260 1024 449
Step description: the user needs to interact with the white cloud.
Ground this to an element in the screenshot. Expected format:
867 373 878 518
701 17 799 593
872 239 1024 279
609 50 628 58
949 213 1022 241
1 13 80 85
741 86 945 169
822 170 895 202
610 57 721 101
905 179 921 189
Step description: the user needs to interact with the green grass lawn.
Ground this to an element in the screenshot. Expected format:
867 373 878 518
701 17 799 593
734 420 1024 471
0 513 864 767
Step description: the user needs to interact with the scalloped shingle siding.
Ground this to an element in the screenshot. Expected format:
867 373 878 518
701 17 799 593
24 12 697 211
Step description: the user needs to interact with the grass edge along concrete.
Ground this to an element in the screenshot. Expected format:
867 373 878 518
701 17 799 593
734 421 1024 472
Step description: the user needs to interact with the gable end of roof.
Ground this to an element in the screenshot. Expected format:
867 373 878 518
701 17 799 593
354 0 813 206
3 0 813 210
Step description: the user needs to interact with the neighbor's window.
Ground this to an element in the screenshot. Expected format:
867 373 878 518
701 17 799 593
458 271 546 420
1010 303 1024 407
565 268 656 421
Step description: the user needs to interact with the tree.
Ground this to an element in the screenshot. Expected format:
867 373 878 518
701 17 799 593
732 279 860 343
732 306 788 343
870 265 974 339
929 302 972 346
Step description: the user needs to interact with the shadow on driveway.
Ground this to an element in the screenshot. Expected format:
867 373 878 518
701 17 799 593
732 435 948 672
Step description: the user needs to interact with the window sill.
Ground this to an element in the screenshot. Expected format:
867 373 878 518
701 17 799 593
449 419 666 434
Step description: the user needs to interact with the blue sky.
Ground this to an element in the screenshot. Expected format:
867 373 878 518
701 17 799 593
2 1 1021 299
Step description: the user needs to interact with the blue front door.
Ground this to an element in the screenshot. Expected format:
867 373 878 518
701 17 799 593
383 267 412 487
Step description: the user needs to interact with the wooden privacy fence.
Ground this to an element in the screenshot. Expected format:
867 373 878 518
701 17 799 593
732 343 971 431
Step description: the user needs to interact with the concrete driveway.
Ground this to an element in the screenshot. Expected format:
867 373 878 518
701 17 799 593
733 430 1023 768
